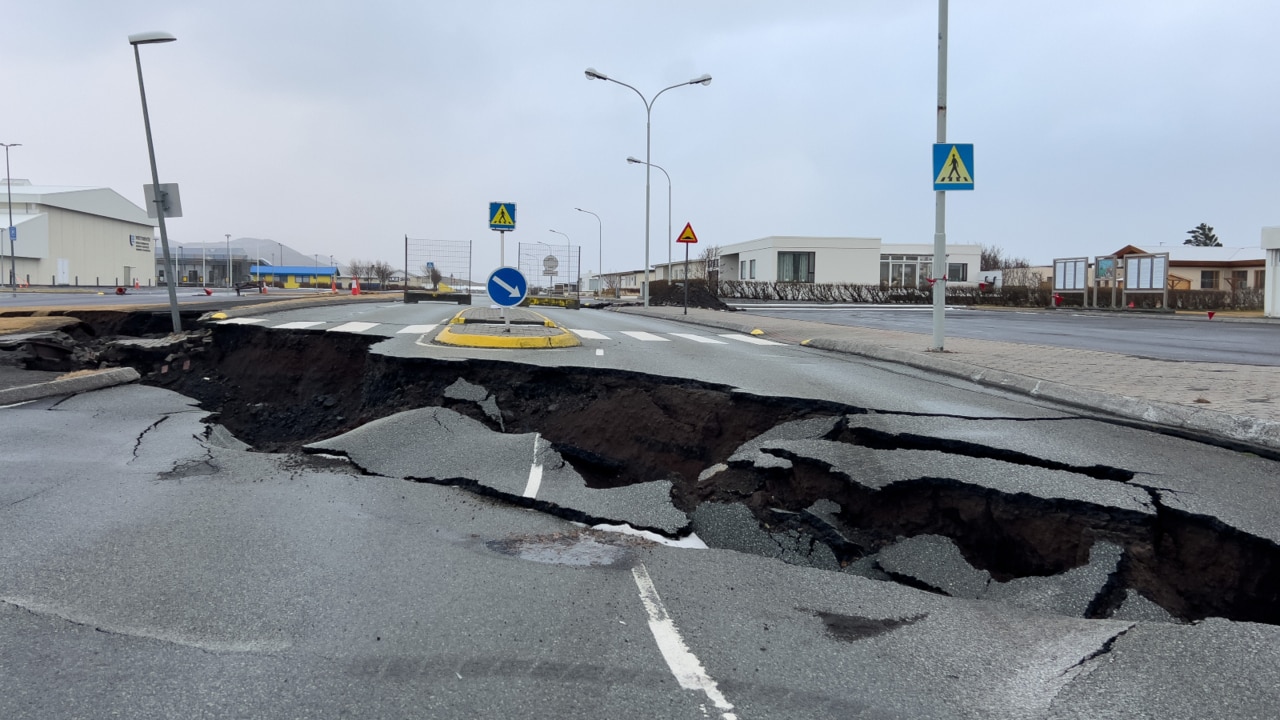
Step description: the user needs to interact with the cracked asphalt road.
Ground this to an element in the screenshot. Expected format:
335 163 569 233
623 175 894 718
3 306 1280 718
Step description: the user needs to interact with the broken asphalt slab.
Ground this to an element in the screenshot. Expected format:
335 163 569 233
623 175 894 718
304 406 689 535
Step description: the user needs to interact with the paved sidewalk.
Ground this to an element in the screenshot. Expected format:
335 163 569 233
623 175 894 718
619 306 1280 453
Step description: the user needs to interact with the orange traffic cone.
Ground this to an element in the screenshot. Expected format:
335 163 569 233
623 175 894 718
352 277 361 296
134 279 140 289
330 276 337 294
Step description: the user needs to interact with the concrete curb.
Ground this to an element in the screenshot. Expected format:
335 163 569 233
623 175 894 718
615 307 1280 453
0 367 141 406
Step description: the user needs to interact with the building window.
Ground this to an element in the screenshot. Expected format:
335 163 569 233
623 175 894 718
1200 270 1219 290
740 261 746 280
947 263 968 282
777 251 815 283
1258 269 1266 289
1231 270 1248 289
879 255 929 287
749 259 756 280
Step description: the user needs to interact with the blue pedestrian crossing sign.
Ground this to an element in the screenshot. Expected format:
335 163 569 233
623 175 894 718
933 144 974 191
489 202 516 231
487 266 528 307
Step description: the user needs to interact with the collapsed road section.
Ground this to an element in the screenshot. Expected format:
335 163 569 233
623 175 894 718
17 316 1280 628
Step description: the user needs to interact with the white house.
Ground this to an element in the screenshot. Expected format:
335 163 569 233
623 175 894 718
0 180 157 287
716 236 982 287
1263 228 1280 318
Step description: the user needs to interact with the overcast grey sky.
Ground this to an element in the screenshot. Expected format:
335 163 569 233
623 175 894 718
9 1 1278 275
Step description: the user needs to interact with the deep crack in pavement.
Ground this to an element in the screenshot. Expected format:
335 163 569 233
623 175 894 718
34 316 1280 627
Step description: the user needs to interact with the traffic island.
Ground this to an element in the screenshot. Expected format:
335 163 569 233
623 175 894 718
434 307 581 349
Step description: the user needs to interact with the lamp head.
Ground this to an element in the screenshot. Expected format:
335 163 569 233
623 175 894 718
626 156 643 165
129 31 177 45
690 73 712 86
584 67 607 81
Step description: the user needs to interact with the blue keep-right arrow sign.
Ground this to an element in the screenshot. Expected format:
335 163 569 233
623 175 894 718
487 266 528 307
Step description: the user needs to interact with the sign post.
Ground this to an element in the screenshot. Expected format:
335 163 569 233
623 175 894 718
676 222 698 315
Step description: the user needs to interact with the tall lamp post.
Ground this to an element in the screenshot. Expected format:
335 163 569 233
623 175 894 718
548 229 575 298
585 67 710 307
2 143 19 295
225 233 231 287
574 207 601 297
129 31 182 333
627 157 671 282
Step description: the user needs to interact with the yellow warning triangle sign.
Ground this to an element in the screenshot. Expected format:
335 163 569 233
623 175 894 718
677 222 698 244
935 145 972 185
491 205 513 227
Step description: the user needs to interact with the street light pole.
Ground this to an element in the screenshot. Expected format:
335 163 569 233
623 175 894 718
129 31 182 333
2 143 19 296
627 157 671 283
225 233 231 287
574 207 601 297
932 0 949 351
585 67 711 307
548 229 575 298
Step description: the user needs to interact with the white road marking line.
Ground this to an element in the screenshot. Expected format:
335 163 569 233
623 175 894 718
631 564 738 720
522 434 544 499
719 334 784 346
670 333 727 344
595 349 604 356
327 321 380 333
621 331 670 342
217 317 268 325
398 324 438 334
272 321 325 329
569 329 610 340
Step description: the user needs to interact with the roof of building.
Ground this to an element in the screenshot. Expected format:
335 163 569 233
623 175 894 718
1114 245 1266 263
2 180 152 226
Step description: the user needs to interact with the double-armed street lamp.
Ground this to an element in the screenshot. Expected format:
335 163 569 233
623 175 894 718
627 157 671 281
584 67 710 306
129 30 182 333
574 207 601 297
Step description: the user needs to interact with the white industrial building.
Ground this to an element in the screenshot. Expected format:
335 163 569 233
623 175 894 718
0 180 158 287
716 236 982 286
1263 227 1280 318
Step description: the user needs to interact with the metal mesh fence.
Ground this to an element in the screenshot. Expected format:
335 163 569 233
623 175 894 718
518 242 581 295
404 236 472 292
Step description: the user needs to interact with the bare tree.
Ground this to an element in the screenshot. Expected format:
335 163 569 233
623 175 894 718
981 244 1031 272
347 259 370 287
418 264 443 289
691 245 721 281
370 261 394 288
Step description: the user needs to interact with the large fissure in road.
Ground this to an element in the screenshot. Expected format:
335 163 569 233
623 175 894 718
90 321 1280 627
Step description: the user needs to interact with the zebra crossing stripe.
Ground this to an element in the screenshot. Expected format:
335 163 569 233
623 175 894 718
327 322 380 333
272 321 325 329
399 324 438 334
217 317 268 325
670 333 727 344
719 334 784 346
620 331 669 342
570 329 609 340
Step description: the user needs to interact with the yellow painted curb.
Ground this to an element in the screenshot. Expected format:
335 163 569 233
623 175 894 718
750 328 765 336
434 325 581 349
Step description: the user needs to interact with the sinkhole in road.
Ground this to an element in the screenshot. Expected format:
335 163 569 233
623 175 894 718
108 321 1280 627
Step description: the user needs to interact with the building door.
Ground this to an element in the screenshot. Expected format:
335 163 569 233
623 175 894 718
123 266 133 286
